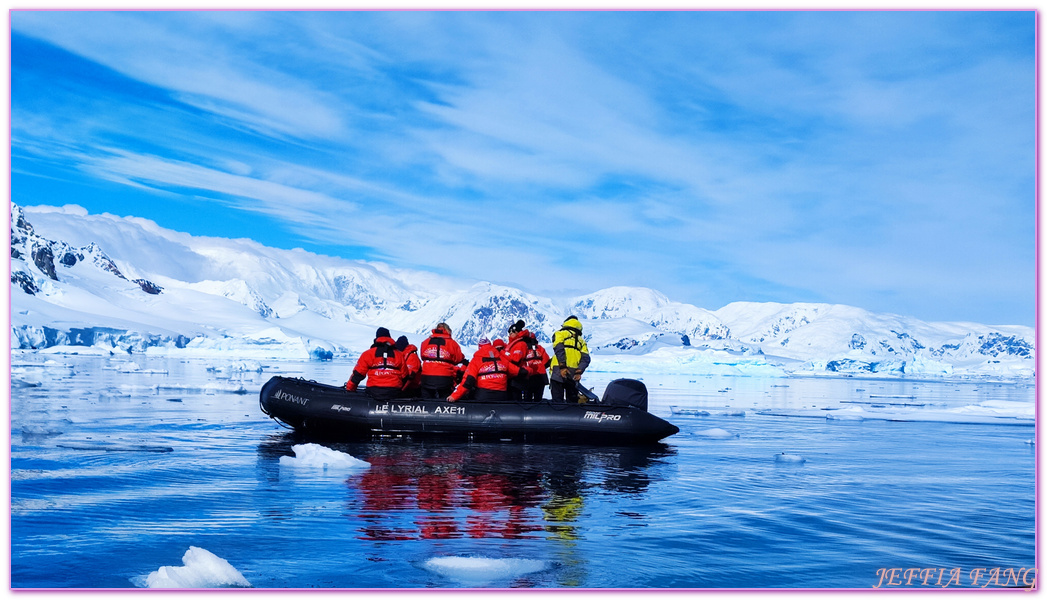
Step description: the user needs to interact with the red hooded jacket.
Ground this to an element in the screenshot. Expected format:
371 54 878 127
420 329 466 378
449 341 527 401
347 336 408 391
506 330 550 376
403 343 422 390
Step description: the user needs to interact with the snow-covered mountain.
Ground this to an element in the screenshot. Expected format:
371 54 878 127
9 204 1035 379
570 286 730 344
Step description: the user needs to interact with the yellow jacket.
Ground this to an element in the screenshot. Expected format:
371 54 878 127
549 317 590 379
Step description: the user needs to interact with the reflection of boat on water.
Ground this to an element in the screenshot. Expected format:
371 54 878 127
256 434 675 543
259 376 679 444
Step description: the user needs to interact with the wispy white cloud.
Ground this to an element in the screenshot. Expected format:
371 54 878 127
12 11 345 140
82 149 354 226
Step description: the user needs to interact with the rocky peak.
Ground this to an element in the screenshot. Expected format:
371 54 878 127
83 242 127 280
10 204 162 295
11 204 34 237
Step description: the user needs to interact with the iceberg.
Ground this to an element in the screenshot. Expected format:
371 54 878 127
139 546 251 588
423 556 548 586
694 428 739 439
278 443 370 473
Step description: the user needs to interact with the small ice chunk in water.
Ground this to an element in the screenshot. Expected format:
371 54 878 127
423 556 548 585
21 424 63 436
695 428 738 439
670 407 711 416
142 546 250 588
207 360 263 374
279 443 370 472
775 452 806 463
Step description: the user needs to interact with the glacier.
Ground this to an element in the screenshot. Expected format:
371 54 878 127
9 203 1034 381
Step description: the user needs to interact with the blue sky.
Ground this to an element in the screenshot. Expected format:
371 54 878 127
10 11 1036 326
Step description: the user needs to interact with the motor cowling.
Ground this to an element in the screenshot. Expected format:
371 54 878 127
602 379 648 412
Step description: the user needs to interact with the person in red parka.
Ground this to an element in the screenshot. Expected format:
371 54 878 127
346 327 408 401
505 320 551 402
419 322 467 399
396 335 422 397
448 337 528 403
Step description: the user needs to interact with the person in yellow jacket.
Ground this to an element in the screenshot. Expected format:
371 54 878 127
549 315 591 403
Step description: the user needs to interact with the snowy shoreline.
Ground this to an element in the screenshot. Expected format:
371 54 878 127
11 344 1034 385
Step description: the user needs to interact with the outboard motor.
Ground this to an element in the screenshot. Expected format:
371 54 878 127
602 379 648 412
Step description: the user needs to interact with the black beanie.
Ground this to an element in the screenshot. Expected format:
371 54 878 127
376 327 391 339
395 336 409 351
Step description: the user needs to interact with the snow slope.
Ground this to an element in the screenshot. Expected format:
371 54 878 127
10 203 1034 379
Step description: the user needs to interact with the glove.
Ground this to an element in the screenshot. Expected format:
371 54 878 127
559 368 569 379
345 381 357 392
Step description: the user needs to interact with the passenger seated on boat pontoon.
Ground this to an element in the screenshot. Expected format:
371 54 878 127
419 322 468 399
345 327 409 401
506 320 551 403
448 337 529 403
395 335 422 397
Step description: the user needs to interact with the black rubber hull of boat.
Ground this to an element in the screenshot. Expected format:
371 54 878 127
259 376 679 444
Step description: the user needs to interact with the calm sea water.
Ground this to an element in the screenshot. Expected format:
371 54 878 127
10 354 1037 589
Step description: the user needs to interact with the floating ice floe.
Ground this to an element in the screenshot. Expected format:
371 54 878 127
694 428 738 439
670 407 746 417
116 382 249 395
423 556 548 586
11 377 43 388
20 424 64 437
775 453 806 463
103 361 169 374
206 360 264 374
758 400 1034 426
278 443 370 473
826 411 864 421
139 546 251 588
670 407 711 416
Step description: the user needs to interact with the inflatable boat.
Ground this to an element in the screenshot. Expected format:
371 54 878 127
259 376 679 444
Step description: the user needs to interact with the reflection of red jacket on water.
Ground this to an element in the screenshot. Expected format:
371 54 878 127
420 329 467 378
506 329 550 376
346 334 407 393
449 339 527 402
